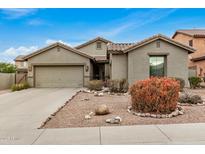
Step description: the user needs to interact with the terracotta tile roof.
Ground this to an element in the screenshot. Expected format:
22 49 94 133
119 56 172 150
124 34 195 54
75 37 112 49
107 43 135 54
14 55 25 61
173 29 205 38
191 55 205 61
190 52 205 61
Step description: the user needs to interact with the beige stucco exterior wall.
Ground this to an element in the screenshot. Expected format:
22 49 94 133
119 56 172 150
0 73 15 90
128 40 189 86
27 46 92 87
15 61 28 69
105 63 110 79
111 54 128 80
77 41 107 56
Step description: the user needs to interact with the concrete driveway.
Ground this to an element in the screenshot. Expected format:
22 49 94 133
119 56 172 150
0 88 80 144
1 88 205 144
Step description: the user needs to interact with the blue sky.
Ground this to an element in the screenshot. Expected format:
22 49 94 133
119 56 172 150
1 8 205 62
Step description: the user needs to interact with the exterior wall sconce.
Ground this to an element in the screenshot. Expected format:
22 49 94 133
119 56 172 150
85 65 89 72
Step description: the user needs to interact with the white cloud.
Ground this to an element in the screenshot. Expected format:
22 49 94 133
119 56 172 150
0 46 38 63
0 8 38 19
97 9 177 37
45 39 71 46
0 39 73 63
27 19 45 26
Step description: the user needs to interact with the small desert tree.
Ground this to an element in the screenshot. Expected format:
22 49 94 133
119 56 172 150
0 62 16 73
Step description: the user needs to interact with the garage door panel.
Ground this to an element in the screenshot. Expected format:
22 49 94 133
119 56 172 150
35 66 83 88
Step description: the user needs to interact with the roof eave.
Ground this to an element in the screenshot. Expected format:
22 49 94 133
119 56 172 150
123 35 195 54
23 42 94 61
75 37 112 49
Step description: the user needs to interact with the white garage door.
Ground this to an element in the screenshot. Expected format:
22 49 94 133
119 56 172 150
35 66 84 88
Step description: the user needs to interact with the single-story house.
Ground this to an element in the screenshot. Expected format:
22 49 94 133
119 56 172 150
15 34 195 88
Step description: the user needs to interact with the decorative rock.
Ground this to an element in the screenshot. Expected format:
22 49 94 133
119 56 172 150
178 111 184 115
98 92 104 96
140 113 146 117
177 106 183 111
115 116 122 122
105 119 111 123
156 114 161 118
168 114 173 118
94 92 104 97
106 116 122 124
151 114 157 118
172 110 179 117
81 98 89 101
136 113 141 116
83 89 91 93
95 104 109 115
145 113 151 117
89 111 94 116
162 115 166 118
85 115 91 120
102 87 110 92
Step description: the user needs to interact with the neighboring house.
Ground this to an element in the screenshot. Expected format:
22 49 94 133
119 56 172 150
14 34 194 88
172 29 205 77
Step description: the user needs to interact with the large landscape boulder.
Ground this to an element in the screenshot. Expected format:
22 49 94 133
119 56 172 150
95 104 109 115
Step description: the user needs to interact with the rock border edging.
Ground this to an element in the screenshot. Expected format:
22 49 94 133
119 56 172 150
127 106 185 118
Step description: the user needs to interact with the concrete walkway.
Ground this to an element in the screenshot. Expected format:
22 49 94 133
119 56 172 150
0 88 205 144
1 123 205 144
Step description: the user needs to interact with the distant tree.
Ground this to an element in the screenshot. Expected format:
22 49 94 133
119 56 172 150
0 62 16 73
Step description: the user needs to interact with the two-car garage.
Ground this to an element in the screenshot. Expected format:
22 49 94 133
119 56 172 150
23 43 93 88
34 66 84 88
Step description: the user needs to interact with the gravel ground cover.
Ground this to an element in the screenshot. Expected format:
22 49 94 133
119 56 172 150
42 90 205 128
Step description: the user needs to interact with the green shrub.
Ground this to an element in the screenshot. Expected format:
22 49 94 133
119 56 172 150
88 80 103 91
0 62 16 73
188 77 202 89
170 77 185 91
11 82 30 92
108 79 128 93
178 93 203 104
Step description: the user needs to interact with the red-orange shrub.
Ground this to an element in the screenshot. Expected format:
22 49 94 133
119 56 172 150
129 77 180 114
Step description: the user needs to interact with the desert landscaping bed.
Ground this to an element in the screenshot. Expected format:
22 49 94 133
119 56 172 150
41 90 205 128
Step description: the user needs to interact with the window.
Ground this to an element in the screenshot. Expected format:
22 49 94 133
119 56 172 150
149 56 165 77
189 40 193 47
96 42 102 49
156 41 160 48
